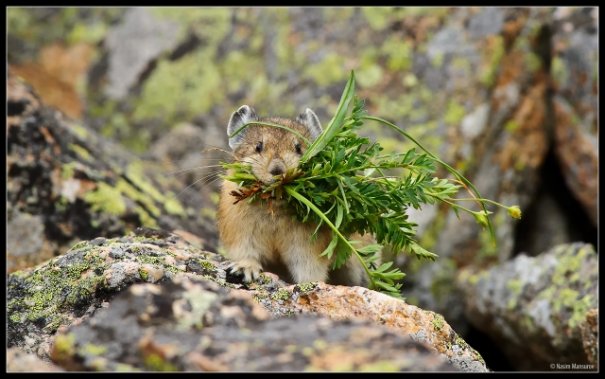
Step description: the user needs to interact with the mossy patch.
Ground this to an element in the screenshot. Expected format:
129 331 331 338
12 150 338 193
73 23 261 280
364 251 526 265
82 342 108 356
359 360 400 372
164 195 185 217
294 282 317 294
303 52 347 87
8 249 108 333
61 161 79 180
143 353 178 372
444 100 466 126
177 289 218 330
432 314 445 331
52 333 76 361
479 35 505 87
133 49 224 126
271 288 291 302
69 144 92 161
84 182 127 216
506 279 523 309
362 8 393 31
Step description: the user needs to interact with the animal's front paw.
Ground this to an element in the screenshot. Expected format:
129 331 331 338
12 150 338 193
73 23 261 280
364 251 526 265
226 259 263 283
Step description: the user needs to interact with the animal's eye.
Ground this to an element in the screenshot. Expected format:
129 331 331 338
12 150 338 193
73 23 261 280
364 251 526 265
255 141 263 153
294 142 302 155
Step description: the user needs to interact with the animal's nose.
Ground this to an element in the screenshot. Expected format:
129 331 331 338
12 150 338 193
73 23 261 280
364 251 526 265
270 166 284 176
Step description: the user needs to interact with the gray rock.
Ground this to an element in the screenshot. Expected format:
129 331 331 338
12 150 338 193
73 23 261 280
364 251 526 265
104 8 181 100
8 231 485 372
458 243 598 370
7 347 63 372
51 276 457 371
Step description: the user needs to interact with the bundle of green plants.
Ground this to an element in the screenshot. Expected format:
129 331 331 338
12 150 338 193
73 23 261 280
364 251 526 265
223 71 521 297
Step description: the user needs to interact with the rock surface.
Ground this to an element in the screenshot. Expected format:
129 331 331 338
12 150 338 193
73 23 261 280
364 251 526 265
7 348 64 372
51 276 456 372
550 8 598 226
6 75 218 272
457 243 598 371
8 230 486 372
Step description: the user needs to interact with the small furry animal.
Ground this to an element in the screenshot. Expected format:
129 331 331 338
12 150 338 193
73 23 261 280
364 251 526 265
217 105 369 287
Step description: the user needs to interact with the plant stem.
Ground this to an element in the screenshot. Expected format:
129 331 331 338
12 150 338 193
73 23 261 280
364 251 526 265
361 115 496 245
284 185 376 289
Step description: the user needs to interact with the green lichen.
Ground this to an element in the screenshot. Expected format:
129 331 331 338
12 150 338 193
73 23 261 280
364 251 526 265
177 290 217 330
9 246 108 334
69 144 91 161
61 162 79 180
356 63 384 88
432 314 445 331
506 279 523 309
135 207 158 228
552 245 594 286
468 273 480 286
507 279 523 295
362 8 392 30
135 253 180 275
138 268 149 281
382 36 413 71
359 361 400 371
164 196 185 217
69 240 90 251
200 207 216 220
295 282 317 294
89 357 108 371
143 353 178 372
67 21 109 45
444 100 466 125
569 295 592 329
84 182 127 216
82 343 108 356
192 259 217 276
504 120 520 132
134 49 224 126
271 288 291 302
52 333 76 361
115 179 153 214
115 363 140 372
125 162 165 204
312 339 328 350
430 52 444 68
480 35 505 87
526 51 542 73
303 52 347 86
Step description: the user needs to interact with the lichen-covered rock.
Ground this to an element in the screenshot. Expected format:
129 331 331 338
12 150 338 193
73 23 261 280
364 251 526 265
6 75 218 272
403 8 555 330
8 230 484 372
7 228 225 358
7 347 64 372
457 243 597 370
51 276 456 372
254 283 487 372
580 309 598 366
549 7 598 226
103 8 181 100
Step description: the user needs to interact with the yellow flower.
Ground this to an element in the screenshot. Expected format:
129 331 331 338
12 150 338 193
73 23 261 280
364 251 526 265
508 206 522 220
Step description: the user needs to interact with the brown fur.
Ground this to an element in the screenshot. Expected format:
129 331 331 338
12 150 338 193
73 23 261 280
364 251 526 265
217 115 369 286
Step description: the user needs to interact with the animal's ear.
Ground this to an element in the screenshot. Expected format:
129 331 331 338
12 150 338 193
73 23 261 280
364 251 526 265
227 105 257 149
296 108 323 141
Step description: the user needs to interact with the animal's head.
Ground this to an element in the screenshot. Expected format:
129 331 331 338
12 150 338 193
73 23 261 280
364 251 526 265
227 105 322 184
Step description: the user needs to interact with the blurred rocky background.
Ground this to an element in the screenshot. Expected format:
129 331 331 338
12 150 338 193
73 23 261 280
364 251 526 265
7 7 598 372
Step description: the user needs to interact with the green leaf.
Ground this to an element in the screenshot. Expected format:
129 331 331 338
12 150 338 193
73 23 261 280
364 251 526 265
302 71 356 161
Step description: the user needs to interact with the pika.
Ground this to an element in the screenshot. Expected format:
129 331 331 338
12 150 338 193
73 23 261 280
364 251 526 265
217 105 369 287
